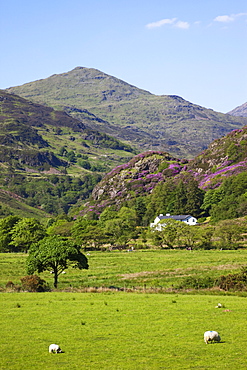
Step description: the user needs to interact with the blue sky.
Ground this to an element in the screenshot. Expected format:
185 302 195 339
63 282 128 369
1 0 246 112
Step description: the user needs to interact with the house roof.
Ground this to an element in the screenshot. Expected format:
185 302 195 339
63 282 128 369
157 214 194 221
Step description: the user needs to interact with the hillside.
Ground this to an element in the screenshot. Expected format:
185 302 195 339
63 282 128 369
228 102 247 117
0 90 135 217
0 89 134 168
186 127 247 189
6 67 247 159
76 125 247 220
0 189 49 219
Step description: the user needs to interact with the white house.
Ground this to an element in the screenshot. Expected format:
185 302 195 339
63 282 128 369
150 213 197 231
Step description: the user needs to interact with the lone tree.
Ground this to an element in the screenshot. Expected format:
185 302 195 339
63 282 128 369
26 235 89 288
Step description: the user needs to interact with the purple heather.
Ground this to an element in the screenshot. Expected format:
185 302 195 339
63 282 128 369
229 129 243 135
146 173 163 179
199 160 247 188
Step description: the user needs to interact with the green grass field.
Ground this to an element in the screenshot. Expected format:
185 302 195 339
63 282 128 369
1 249 247 292
1 250 247 369
1 292 247 369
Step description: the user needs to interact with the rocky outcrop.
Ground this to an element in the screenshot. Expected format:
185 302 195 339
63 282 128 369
88 151 187 213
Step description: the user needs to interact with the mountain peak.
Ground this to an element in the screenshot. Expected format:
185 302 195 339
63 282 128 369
5 68 247 158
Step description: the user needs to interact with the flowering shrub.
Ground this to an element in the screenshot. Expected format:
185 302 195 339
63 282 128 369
168 163 182 174
146 173 163 180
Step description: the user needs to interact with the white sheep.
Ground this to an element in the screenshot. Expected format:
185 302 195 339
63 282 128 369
204 331 221 344
215 303 222 308
49 344 63 353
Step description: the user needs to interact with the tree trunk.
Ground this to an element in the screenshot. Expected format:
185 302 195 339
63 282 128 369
54 269 58 288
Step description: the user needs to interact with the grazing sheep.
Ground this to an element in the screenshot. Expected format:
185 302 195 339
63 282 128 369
204 331 221 344
49 344 62 353
215 303 222 308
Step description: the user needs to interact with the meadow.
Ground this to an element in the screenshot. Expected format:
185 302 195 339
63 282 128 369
1 249 247 369
1 292 247 369
1 249 247 292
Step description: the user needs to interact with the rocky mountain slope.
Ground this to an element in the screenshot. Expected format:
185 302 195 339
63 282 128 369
6 67 247 159
228 102 247 117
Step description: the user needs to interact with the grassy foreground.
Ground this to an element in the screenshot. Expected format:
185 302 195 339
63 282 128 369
1 292 247 369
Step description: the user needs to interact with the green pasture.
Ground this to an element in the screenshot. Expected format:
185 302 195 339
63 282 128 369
1 249 247 292
1 292 247 369
69 249 247 292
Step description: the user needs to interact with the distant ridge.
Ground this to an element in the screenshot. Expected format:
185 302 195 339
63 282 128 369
6 67 247 158
228 102 247 117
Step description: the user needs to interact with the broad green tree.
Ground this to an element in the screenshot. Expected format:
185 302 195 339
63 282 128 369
173 180 187 215
9 218 46 252
214 220 245 249
0 215 20 252
104 218 126 246
46 219 73 237
99 207 118 223
134 197 147 226
197 225 215 249
180 223 200 249
71 218 106 249
202 172 247 222
184 178 205 217
103 207 137 247
27 235 89 288
144 180 175 224
152 219 185 249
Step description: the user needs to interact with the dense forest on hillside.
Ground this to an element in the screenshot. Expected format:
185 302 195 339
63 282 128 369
0 172 101 215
